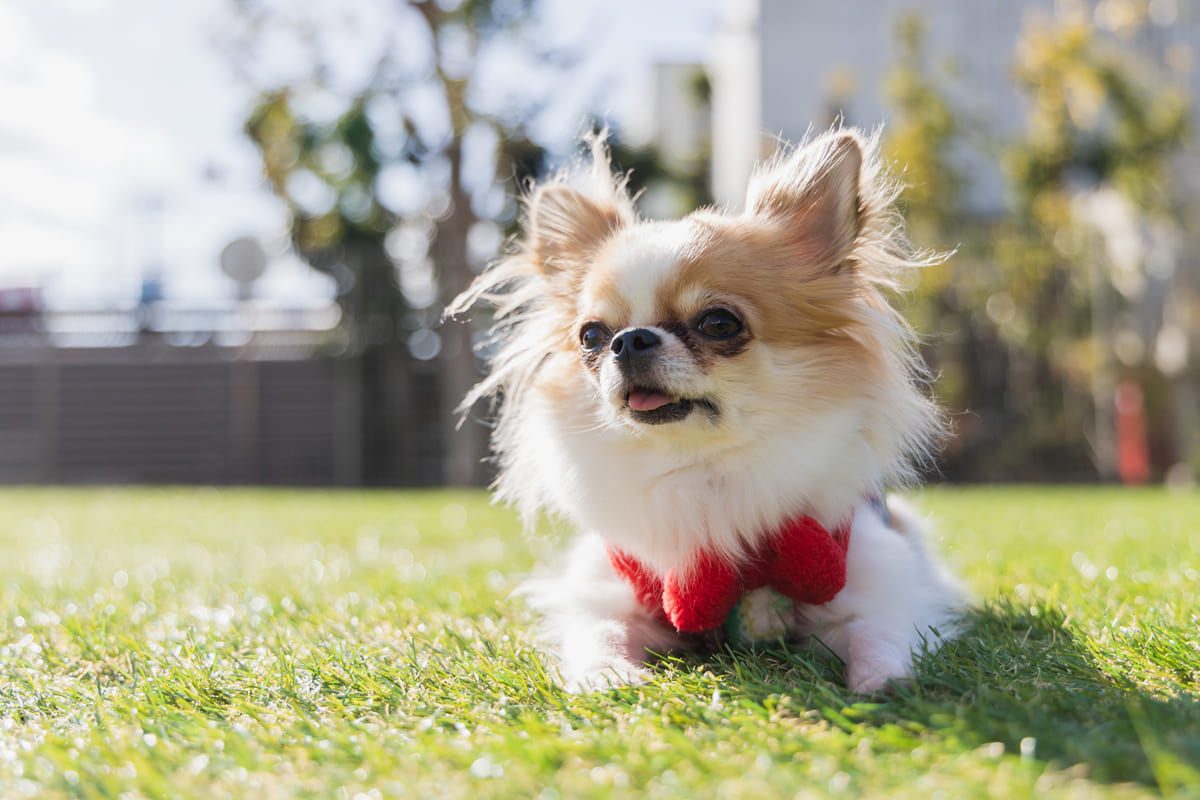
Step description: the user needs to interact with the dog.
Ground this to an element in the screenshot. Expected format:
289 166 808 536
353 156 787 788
450 128 964 693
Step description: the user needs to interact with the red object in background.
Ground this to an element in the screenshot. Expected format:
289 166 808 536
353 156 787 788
1115 381 1150 485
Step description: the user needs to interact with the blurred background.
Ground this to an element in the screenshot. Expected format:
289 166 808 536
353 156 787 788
0 0 1196 488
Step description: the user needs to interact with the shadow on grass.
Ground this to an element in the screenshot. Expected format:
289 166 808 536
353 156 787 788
681 602 1200 792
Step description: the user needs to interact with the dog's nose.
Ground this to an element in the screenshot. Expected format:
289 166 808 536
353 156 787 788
611 328 661 363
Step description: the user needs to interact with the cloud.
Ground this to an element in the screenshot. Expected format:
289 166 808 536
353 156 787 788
0 0 316 308
0 1 182 287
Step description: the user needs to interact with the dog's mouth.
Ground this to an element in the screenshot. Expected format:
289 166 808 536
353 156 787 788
624 387 717 425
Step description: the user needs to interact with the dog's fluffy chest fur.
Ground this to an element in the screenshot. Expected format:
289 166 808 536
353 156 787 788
517 369 880 575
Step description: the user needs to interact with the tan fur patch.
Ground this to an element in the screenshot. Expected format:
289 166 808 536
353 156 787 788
659 213 867 348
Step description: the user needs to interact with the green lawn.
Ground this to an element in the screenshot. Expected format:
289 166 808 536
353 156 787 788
0 486 1197 798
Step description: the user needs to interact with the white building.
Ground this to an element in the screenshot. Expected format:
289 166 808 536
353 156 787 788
709 0 1199 213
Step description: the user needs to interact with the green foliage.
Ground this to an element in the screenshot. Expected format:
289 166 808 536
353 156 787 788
232 3 549 321
1 487 1198 798
230 1 553 484
245 94 393 253
1007 16 1189 216
883 8 1192 481
1001 10 1189 482
883 13 965 244
881 12 973 417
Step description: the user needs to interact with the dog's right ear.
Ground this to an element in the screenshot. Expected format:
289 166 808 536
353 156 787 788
528 183 627 277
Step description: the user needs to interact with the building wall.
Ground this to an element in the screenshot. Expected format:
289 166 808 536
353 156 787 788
710 0 763 209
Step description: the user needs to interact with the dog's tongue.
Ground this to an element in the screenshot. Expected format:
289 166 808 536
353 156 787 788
628 389 674 412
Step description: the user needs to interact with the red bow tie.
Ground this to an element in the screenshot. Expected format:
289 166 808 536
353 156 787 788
607 514 852 633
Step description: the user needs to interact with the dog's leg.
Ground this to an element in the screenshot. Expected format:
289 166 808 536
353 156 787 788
844 619 915 693
519 534 682 692
809 499 964 693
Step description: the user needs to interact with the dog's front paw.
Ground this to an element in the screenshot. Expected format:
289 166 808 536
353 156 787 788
561 660 651 693
846 663 910 695
845 626 912 694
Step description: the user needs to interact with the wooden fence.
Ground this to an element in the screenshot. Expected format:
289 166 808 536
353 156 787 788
0 345 446 486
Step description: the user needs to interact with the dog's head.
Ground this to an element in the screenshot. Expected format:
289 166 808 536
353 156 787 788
452 129 942 518
526 131 908 442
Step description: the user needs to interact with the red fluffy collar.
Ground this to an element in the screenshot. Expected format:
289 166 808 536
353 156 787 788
607 514 852 633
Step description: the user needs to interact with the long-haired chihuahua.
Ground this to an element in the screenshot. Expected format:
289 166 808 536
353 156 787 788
451 128 964 692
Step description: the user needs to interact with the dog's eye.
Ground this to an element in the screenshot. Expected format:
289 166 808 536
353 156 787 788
580 322 610 351
697 310 742 339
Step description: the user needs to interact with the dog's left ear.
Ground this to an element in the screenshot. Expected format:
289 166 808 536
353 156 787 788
746 133 863 274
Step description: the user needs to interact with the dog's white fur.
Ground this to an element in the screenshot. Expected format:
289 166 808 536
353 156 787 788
451 128 965 693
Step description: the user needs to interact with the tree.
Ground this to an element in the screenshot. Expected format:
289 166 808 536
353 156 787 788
882 13 965 245
881 13 1025 481
226 0 550 485
883 7 1193 482
881 14 965 460
1005 8 1189 480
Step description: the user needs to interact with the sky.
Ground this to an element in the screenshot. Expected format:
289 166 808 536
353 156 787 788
0 0 722 310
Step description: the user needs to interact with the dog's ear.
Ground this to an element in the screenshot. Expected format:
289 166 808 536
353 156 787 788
528 183 627 277
746 132 863 274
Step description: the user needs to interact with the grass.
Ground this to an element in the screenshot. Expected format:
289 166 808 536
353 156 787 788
0 486 1197 798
